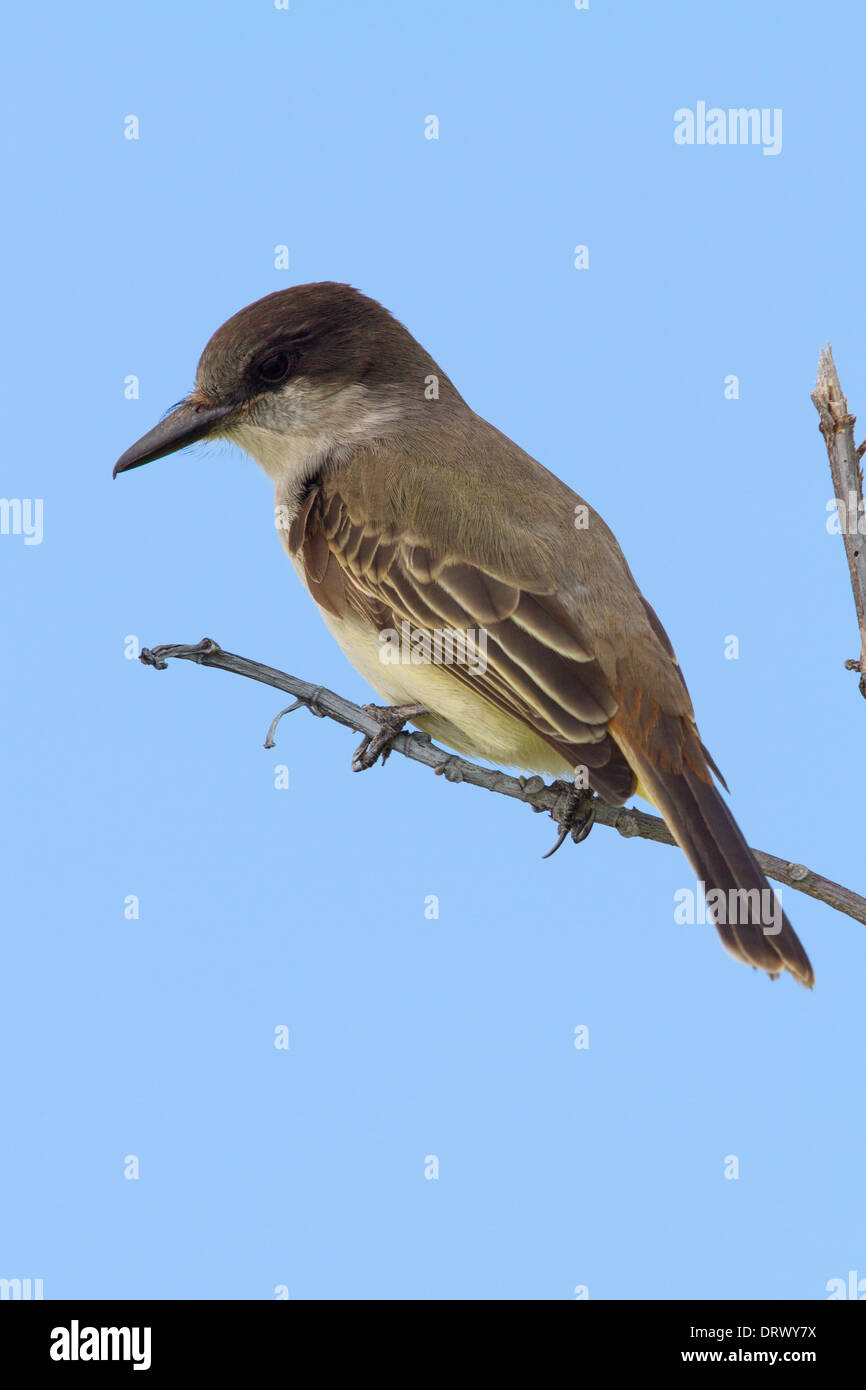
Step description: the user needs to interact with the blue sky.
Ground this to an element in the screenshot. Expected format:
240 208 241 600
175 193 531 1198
3 0 865 1300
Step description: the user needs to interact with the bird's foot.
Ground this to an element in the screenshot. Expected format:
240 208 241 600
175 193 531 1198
352 703 428 771
537 780 596 859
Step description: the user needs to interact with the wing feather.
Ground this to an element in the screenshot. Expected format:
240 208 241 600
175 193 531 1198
291 479 637 802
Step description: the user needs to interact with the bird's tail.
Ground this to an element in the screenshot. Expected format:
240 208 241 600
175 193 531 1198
614 735 814 987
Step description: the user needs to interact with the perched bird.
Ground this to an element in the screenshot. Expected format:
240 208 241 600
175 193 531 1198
114 282 813 986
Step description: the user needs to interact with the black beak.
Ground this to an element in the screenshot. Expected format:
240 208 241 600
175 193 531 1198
113 398 237 478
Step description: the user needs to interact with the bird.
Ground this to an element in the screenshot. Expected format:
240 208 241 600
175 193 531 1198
114 281 814 987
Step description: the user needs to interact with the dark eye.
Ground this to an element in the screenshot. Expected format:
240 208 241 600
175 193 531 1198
257 352 293 383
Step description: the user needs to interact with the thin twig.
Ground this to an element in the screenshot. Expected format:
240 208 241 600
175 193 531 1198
263 702 304 748
139 638 866 928
811 344 866 697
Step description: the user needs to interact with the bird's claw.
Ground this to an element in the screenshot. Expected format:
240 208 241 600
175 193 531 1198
541 781 596 859
352 703 427 771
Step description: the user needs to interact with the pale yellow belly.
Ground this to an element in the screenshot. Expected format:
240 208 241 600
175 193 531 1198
290 556 572 775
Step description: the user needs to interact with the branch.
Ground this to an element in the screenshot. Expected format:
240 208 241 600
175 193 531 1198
139 638 866 929
811 345 866 697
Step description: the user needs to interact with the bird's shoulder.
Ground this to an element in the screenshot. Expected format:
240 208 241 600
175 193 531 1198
315 416 625 589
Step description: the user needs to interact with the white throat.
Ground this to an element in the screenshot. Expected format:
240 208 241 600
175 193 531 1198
222 381 405 491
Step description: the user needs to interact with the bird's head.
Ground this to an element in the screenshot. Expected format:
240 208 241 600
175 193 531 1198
113 282 448 484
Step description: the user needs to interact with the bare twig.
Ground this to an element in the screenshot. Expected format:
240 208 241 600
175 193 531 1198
139 638 866 928
811 345 866 697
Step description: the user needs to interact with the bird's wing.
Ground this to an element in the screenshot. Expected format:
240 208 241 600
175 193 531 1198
288 472 639 802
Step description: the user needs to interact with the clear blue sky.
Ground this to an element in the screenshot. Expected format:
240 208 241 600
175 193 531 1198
3 0 865 1300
